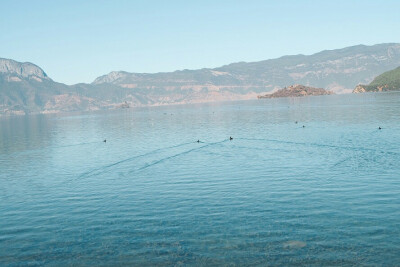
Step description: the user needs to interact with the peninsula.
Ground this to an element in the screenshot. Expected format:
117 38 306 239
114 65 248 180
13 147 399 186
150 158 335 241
353 66 400 93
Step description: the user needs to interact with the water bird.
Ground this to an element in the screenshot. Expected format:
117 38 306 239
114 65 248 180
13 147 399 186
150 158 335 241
295 121 298 124
379 127 382 130
230 136 233 140
302 125 305 128
103 139 107 143
197 140 200 143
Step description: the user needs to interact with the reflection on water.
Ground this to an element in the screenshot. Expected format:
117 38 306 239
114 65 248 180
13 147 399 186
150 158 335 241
1 92 400 266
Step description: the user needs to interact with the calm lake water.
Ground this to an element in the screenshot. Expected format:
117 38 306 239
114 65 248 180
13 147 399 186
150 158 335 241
1 92 400 266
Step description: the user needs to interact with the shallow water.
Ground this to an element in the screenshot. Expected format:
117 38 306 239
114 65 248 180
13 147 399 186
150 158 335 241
1 92 400 266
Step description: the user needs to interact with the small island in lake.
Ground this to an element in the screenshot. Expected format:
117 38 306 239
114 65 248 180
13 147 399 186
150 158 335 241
257 84 334 99
353 66 400 93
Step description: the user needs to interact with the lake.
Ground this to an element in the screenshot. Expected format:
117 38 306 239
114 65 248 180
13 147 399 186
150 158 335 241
1 92 400 266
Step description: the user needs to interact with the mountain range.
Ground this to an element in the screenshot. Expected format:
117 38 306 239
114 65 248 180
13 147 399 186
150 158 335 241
1 43 400 115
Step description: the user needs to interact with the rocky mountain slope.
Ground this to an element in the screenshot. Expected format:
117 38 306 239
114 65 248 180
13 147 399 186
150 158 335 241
0 58 50 81
0 59 146 115
1 43 400 115
353 66 400 93
258 84 333 99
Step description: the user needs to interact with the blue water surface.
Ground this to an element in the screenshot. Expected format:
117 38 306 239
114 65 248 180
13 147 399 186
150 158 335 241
1 92 400 266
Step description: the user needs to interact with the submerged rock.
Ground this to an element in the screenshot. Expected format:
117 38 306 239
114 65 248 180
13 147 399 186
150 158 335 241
282 240 307 249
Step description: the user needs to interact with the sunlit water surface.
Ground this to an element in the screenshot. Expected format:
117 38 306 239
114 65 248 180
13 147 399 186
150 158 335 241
1 93 400 266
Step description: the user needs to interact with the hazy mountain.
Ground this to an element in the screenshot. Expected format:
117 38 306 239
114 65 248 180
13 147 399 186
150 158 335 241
0 59 63 115
353 66 400 93
1 43 400 115
93 43 400 95
0 58 50 81
0 59 144 115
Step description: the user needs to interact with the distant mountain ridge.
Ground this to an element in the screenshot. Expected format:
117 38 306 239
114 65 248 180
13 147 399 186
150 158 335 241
93 43 400 94
1 43 400 115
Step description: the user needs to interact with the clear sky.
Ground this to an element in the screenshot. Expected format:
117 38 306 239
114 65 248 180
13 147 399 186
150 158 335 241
1 0 400 85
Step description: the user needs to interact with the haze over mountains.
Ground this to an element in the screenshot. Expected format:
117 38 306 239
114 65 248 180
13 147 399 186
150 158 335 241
1 43 400 115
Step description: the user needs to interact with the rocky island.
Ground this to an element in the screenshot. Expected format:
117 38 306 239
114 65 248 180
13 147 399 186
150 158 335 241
353 66 400 93
257 84 334 99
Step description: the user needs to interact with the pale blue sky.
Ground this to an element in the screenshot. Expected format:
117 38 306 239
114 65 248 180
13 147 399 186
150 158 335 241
1 0 399 84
